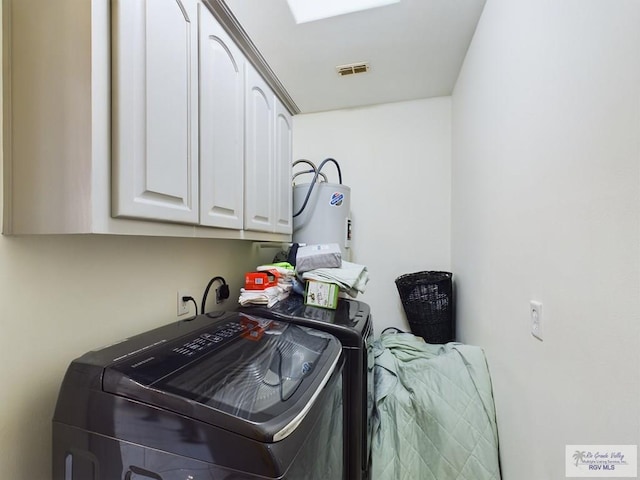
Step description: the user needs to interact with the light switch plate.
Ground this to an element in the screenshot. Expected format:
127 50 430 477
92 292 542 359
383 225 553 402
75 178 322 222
530 300 543 341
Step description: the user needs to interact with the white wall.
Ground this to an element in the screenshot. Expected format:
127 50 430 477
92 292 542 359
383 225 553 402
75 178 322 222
293 98 452 335
452 1 640 478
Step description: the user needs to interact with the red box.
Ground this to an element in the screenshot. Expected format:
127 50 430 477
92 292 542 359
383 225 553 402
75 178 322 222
244 270 280 290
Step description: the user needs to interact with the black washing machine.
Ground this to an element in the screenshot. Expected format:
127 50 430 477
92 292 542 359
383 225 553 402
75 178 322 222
52 312 344 480
241 296 374 480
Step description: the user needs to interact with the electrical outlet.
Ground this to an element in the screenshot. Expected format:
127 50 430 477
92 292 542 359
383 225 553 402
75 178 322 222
530 300 543 341
177 290 191 316
216 284 230 304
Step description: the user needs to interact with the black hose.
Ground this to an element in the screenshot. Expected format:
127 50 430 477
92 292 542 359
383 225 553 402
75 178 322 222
320 158 342 184
292 158 343 218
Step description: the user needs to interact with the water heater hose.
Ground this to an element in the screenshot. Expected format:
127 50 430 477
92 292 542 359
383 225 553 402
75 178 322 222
292 158 343 218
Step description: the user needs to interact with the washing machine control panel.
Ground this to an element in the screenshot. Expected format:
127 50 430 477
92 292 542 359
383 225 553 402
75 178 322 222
106 316 276 387
171 322 246 356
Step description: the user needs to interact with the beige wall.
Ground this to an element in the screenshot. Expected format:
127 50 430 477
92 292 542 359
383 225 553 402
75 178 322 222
0 235 259 478
293 97 452 335
0 7 260 478
452 0 640 478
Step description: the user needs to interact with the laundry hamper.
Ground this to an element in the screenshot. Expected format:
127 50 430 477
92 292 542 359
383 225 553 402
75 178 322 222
395 271 454 343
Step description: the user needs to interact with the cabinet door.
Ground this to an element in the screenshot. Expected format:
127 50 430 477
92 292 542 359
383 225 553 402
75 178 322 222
274 100 293 234
244 66 274 232
198 5 245 229
112 0 199 224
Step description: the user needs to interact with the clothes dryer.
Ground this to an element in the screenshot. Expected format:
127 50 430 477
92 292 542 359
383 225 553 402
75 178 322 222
53 312 344 480
241 296 374 480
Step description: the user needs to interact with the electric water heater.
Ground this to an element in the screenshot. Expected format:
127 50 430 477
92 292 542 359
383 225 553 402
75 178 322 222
292 159 352 259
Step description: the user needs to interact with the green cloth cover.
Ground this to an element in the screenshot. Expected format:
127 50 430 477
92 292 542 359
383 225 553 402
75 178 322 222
372 332 501 480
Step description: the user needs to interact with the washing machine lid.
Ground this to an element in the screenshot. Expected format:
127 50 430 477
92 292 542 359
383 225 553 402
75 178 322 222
241 296 371 346
102 313 342 442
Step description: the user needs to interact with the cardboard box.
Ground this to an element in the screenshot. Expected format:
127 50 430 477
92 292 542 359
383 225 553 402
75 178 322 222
304 280 339 310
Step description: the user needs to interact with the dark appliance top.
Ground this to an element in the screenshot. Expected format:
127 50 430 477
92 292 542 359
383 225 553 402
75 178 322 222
240 296 371 347
56 312 342 443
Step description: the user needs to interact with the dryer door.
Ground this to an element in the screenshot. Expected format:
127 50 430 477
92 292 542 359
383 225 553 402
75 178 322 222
103 314 342 442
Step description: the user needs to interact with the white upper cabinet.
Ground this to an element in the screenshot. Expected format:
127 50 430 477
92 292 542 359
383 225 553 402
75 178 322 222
198 4 245 229
244 66 294 234
112 0 199 224
274 101 293 234
4 0 292 241
244 66 275 232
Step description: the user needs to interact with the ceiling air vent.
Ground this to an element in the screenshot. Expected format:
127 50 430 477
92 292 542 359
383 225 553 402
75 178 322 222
336 62 370 76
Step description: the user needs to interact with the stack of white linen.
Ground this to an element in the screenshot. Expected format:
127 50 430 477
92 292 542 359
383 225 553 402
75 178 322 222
238 263 296 307
301 260 369 298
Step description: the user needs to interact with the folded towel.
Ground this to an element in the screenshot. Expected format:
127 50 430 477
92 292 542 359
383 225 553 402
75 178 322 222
301 261 369 297
238 283 292 308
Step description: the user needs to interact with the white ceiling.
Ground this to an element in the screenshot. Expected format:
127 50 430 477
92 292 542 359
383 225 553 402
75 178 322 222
224 0 487 113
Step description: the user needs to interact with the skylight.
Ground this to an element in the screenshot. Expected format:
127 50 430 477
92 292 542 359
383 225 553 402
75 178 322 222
286 0 401 24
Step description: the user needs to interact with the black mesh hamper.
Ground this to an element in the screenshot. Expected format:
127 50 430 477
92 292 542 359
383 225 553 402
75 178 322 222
395 271 454 343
